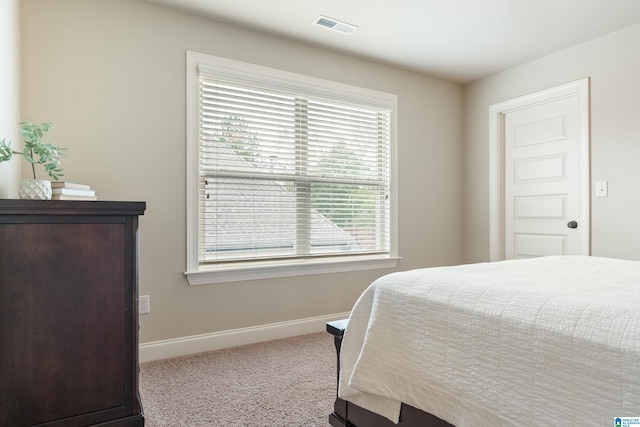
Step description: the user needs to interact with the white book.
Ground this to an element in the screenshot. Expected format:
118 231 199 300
51 194 98 201
51 187 96 197
50 182 91 191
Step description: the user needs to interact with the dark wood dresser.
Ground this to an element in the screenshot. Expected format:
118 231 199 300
0 200 146 427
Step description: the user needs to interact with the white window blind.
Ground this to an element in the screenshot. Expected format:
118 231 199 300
193 56 393 271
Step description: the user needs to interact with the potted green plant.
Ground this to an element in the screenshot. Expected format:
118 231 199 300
0 120 65 199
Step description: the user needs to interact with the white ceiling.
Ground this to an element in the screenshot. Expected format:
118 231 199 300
144 0 640 84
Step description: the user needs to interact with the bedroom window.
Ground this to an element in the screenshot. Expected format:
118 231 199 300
186 52 398 284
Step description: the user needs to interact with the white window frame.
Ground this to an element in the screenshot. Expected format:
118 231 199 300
185 51 398 285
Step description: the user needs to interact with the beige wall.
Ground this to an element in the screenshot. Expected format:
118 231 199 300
0 0 20 198
20 0 463 343
463 23 640 263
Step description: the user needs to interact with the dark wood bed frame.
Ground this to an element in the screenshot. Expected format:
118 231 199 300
327 320 454 427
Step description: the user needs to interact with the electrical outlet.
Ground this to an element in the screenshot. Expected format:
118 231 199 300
139 295 150 315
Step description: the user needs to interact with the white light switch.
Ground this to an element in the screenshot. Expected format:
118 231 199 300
596 181 608 197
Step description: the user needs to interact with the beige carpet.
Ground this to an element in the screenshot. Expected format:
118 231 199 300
139 332 336 426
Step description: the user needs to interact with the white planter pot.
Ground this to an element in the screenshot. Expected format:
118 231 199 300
19 179 52 200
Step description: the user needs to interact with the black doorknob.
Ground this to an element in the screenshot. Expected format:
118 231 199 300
567 221 578 229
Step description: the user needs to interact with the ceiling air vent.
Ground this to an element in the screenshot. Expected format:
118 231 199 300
313 15 358 35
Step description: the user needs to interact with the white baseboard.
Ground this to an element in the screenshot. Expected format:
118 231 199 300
139 311 350 363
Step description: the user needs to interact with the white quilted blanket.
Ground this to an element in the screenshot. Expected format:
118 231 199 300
338 256 640 426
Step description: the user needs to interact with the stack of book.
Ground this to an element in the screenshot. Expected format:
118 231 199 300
51 182 97 201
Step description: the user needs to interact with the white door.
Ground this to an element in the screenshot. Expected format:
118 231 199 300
489 79 590 260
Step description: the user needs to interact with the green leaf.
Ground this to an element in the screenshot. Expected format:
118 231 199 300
3 121 64 179
0 139 15 161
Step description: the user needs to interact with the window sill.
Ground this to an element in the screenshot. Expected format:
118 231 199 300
185 255 400 285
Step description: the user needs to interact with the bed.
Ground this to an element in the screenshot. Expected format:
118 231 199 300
327 256 640 427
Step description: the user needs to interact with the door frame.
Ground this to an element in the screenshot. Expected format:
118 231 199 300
489 78 590 261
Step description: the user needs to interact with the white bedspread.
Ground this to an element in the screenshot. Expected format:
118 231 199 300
338 256 640 426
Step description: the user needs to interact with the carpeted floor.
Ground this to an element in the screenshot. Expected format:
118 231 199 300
139 332 336 426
